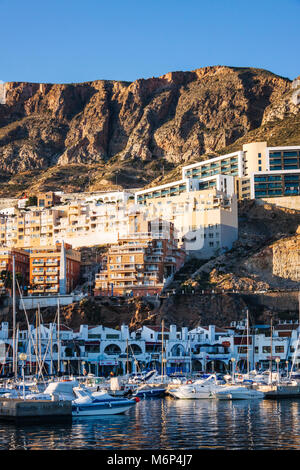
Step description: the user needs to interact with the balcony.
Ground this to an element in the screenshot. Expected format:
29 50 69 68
45 277 58 283
31 287 45 294
45 269 58 275
45 260 59 266
32 269 44 274
45 286 58 293
109 265 136 271
111 274 136 280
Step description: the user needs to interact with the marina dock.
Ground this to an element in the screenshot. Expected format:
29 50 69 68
0 398 72 423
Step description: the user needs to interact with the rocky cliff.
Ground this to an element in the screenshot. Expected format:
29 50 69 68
0 66 296 196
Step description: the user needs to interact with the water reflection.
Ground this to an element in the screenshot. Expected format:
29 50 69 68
0 398 300 450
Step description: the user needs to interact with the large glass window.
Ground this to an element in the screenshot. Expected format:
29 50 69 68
283 152 298 157
270 152 281 157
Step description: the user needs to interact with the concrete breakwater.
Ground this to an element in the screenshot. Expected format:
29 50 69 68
0 398 72 423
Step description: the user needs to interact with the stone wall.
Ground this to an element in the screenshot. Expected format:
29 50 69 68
259 196 300 211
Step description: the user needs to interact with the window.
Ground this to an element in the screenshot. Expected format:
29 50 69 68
275 346 284 353
262 346 271 353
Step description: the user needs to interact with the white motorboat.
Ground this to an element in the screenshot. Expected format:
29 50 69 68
167 375 222 399
24 379 79 400
213 385 265 400
72 388 138 416
132 383 167 399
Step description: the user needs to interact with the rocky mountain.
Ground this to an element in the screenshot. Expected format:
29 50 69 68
0 65 298 197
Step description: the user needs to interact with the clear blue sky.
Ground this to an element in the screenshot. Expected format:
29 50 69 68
1 0 299 84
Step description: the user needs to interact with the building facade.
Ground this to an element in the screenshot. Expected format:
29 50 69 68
28 243 81 295
95 218 185 296
1 319 299 377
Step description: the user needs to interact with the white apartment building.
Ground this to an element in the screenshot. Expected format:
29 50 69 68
134 189 238 258
1 320 300 376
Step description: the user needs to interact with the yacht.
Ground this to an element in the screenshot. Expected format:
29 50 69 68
213 385 265 400
72 388 138 416
167 375 221 399
23 379 138 416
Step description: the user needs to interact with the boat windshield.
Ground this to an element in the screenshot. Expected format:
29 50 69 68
74 387 93 399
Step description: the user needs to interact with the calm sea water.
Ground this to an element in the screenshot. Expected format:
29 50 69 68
1 397 300 450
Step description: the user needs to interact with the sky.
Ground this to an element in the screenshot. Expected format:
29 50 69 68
0 0 299 84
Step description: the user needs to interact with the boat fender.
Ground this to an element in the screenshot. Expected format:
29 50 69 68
134 397 140 403
186 380 192 384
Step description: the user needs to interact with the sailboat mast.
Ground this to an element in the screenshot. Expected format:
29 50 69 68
16 323 19 379
126 338 129 375
161 319 164 377
28 323 32 374
35 308 38 375
270 316 273 384
12 254 16 378
57 299 60 375
38 303 41 378
50 324 53 376
247 309 250 375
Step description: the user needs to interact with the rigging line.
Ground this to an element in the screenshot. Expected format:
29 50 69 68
129 342 141 373
16 279 44 376
37 306 59 381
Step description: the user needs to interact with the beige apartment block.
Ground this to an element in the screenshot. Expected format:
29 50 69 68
242 142 268 175
16 208 63 248
52 201 133 248
94 218 185 297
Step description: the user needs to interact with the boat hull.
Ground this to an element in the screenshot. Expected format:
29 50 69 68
134 388 166 399
168 389 214 399
215 389 264 400
72 400 136 416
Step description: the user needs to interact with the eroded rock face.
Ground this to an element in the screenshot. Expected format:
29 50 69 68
0 66 292 177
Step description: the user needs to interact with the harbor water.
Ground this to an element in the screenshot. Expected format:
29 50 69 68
1 397 300 450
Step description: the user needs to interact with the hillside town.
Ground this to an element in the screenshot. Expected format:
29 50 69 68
0 140 300 377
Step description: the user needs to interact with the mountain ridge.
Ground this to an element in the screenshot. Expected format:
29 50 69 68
0 65 298 197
